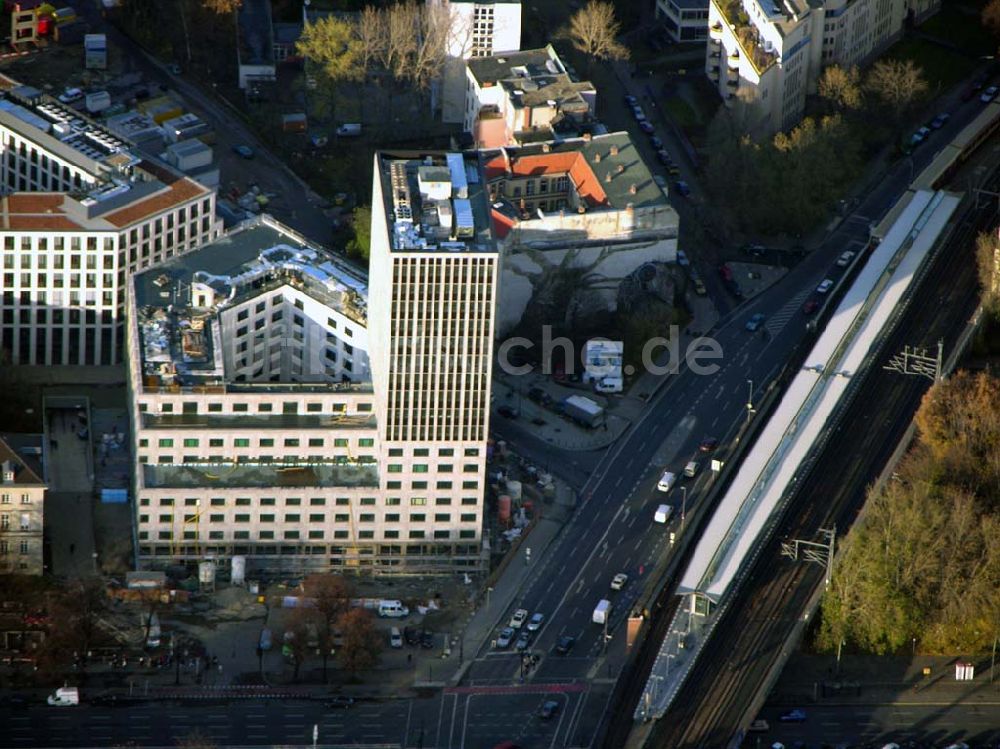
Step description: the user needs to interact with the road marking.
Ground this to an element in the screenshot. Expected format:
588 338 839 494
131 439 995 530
628 514 637 528
403 699 413 747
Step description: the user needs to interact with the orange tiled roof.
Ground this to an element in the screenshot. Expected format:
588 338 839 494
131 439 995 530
484 151 608 207
103 176 207 229
0 194 85 231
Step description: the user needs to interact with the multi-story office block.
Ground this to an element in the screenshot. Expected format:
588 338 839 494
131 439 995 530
434 0 522 124
464 45 596 147
706 0 937 137
130 148 497 577
0 433 46 576
0 76 221 365
656 0 711 43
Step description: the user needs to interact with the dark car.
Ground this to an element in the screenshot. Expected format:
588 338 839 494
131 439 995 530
639 121 655 134
699 437 718 452
657 149 671 165
232 144 255 159
650 136 663 149
624 95 638 107
745 313 765 332
403 626 421 646
674 180 691 197
554 635 575 654
327 696 355 708
497 405 519 419
778 708 807 722
420 630 435 649
802 298 820 315
930 112 950 129
726 279 743 298
540 700 560 719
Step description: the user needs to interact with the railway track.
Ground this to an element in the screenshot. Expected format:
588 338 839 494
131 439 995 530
647 185 990 747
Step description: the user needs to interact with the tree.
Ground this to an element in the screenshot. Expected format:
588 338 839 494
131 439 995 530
39 578 107 675
337 608 382 675
284 609 313 682
301 574 354 682
563 1 629 65
346 206 372 261
818 65 862 111
865 59 928 125
408 1 449 90
975 230 1000 314
297 15 365 84
202 0 241 12
982 0 1000 39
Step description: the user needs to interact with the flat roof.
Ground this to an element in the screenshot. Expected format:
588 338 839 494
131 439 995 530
467 45 565 87
680 190 960 602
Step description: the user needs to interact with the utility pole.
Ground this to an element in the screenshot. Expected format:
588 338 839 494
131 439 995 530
746 379 755 424
680 486 687 533
780 527 836 587
884 341 944 382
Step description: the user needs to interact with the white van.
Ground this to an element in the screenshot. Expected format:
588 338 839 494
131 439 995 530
378 600 410 618
389 627 403 648
47 686 79 706
592 599 611 625
595 377 623 394
656 470 677 492
684 460 700 478
654 504 672 524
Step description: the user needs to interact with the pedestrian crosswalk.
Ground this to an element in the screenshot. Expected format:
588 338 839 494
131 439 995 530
764 287 813 335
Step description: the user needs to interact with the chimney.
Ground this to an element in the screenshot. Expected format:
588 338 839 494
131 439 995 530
594 152 601 163
582 132 592 142
577 204 586 213
629 184 637 195
541 142 551 152
616 164 625 175
604 173 612 183
610 145 619 156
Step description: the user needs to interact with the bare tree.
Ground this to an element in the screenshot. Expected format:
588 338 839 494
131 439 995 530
865 59 928 125
301 574 354 682
356 6 386 76
283 609 313 683
297 15 365 84
409 1 449 90
818 65 862 111
976 230 1000 313
337 608 382 675
385 2 419 82
202 0 241 12
563 0 629 66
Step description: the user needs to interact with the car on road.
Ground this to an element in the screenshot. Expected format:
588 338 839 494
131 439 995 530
526 613 545 631
745 313 765 332
539 700 560 719
632 107 646 121
420 630 435 649
666 163 681 176
624 95 638 107
650 136 663 149
816 278 834 294
835 250 856 267
656 470 677 492
657 149 671 165
611 573 629 590
778 708 807 722
497 405 519 419
909 126 931 147
509 608 529 629
527 386 552 405
802 298 820 315
676 249 689 267
692 277 707 296
515 631 532 651
930 112 950 129
327 696 355 708
232 144 255 159
699 437 718 452
742 243 767 256
674 180 691 197
167 63 183 75
747 719 769 731
981 85 998 103
639 121 655 134
58 87 84 104
496 627 515 648
554 635 575 654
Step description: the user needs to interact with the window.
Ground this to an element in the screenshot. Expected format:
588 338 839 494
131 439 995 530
309 513 325 522
286 497 301 505
234 438 250 448
464 448 480 457
160 498 174 506
389 448 403 457
412 481 428 490
158 438 174 447
209 439 224 447
358 438 374 447
284 531 300 540
233 403 248 413
460 530 476 539
461 513 477 522
436 481 453 490
385 497 401 506
260 514 275 523
438 448 454 457
359 513 375 522
410 498 427 506
434 513 450 522
439 464 453 473
260 438 274 447
435 497 452 505
387 464 403 473
463 464 478 473
386 513 400 522
434 530 450 539
414 448 429 457
360 497 376 506
183 438 199 448
334 438 348 447
308 438 324 447
310 497 326 506
234 514 250 523
462 481 478 490
284 438 300 447
409 530 425 539
309 530 324 540
235 497 251 506
462 497 478 505
387 481 402 490
285 514 301 523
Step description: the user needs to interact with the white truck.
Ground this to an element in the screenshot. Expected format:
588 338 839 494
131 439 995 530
563 395 606 428
47 686 79 706
592 599 611 625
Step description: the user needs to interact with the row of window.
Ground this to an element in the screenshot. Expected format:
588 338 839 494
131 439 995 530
0 514 33 530
140 496 480 507
142 401 373 415
0 494 33 504
0 540 31 554
140 529 478 541
141 512 478 524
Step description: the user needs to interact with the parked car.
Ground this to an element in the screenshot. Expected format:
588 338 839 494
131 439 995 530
420 630 435 649
650 136 663 149
231 144 255 159
624 95 638 107
741 243 767 256
909 126 931 146
539 700 560 719
515 631 532 651
745 313 765 332
496 627 515 648
497 405 519 419
657 149 671 165
509 608 529 629
58 87 84 104
632 107 646 122
327 696 355 708
640 121 655 134
404 626 421 646
653 174 669 191
554 635 575 654
930 112 950 129
816 278 834 294
802 298 820 315
727 280 743 298
674 180 691 197
611 573 629 591
981 85 998 103
526 613 545 632
666 163 681 176
699 437 718 452
778 708 807 722
692 278 707 296
676 249 689 267
167 63 183 75
836 250 856 267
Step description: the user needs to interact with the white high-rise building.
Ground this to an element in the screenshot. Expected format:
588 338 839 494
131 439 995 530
434 0 522 123
129 150 497 577
706 0 938 137
0 77 221 366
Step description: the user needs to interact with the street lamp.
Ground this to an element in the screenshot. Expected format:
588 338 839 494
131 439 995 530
680 487 687 533
746 379 755 424
486 586 494 610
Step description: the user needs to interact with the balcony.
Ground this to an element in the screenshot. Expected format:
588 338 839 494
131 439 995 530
709 49 721 59
709 22 723 39
714 0 778 74
708 66 721 81
727 64 739 78
727 51 740 67
726 78 739 88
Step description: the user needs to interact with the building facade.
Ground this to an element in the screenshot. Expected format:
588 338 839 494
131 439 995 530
464 45 596 148
0 77 221 366
434 0 522 123
0 434 46 576
130 150 497 577
656 0 711 43
706 0 938 137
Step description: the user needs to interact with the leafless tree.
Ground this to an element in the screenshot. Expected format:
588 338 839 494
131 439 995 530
337 608 382 675
301 574 354 682
865 59 928 124
563 0 629 65
818 65 862 111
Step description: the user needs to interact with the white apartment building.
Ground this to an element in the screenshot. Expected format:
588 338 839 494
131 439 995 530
434 0 522 123
706 0 938 137
0 77 221 366
464 45 596 148
0 433 46 576
129 148 497 577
